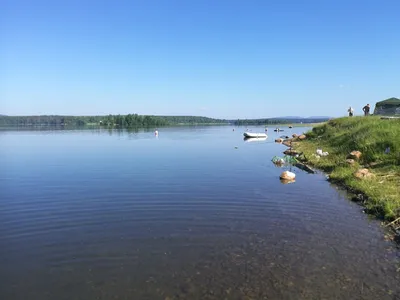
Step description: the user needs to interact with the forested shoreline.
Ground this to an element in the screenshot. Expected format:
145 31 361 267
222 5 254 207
233 117 329 125
0 114 329 127
0 115 227 127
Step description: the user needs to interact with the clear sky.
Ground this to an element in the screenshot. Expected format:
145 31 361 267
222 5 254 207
1 0 399 119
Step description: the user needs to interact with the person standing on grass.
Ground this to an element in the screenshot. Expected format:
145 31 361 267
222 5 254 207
348 106 354 117
362 104 370 116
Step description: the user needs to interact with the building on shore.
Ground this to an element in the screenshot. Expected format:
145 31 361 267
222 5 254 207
373 97 400 116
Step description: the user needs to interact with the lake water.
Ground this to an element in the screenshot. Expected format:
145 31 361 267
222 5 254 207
1 126 399 300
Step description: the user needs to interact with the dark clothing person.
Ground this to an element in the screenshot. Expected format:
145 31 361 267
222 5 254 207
362 104 370 116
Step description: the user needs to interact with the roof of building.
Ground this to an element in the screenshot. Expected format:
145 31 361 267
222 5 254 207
375 97 400 106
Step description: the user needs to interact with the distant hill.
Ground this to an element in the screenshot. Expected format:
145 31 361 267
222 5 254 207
270 116 302 119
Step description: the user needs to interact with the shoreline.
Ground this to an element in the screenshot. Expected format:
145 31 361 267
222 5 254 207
280 117 400 244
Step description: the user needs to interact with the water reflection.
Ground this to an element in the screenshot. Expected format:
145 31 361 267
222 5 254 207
243 136 268 142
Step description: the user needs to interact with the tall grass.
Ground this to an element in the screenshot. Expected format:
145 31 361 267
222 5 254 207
308 116 400 164
298 116 400 220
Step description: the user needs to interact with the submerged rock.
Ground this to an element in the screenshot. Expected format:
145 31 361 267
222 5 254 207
295 163 315 174
275 138 283 143
283 149 299 156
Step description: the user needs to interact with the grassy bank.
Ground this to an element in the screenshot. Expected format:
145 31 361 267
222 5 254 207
293 116 400 222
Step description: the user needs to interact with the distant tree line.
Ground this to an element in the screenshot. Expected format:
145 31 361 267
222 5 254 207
233 118 329 125
0 115 329 127
157 115 227 125
0 114 228 127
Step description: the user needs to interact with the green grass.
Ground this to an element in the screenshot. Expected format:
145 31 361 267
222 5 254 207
295 116 400 221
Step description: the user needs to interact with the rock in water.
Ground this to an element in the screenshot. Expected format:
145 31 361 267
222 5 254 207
280 171 296 180
283 149 299 156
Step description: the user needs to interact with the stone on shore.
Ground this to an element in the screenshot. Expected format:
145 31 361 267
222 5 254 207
348 150 362 160
354 168 374 179
298 134 307 140
282 140 293 147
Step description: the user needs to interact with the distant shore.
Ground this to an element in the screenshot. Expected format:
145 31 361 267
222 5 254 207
0 114 330 128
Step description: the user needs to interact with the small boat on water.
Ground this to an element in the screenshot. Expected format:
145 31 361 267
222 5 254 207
243 132 267 138
274 128 284 132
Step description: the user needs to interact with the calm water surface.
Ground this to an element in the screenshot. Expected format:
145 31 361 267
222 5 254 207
1 126 399 300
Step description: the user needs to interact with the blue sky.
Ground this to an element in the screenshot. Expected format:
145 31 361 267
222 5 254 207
1 0 399 118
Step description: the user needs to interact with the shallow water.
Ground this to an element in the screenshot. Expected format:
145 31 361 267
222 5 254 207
1 126 399 300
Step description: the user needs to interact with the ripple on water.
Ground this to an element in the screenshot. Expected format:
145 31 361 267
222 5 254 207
0 127 399 300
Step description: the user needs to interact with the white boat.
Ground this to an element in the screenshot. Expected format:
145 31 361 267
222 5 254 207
243 132 267 138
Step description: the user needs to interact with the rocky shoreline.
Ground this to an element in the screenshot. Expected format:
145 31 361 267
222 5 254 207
276 133 400 245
